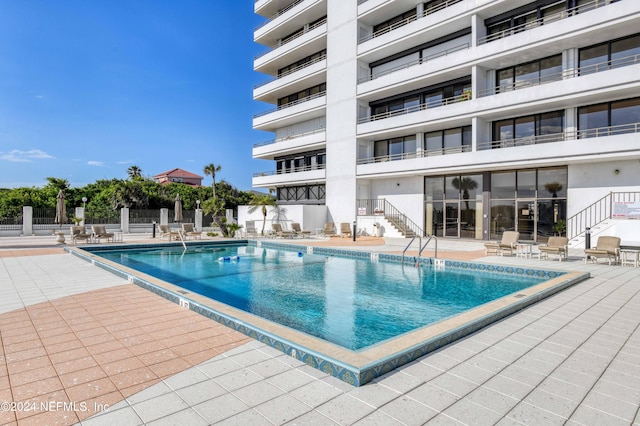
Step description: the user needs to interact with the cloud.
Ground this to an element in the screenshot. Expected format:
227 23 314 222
0 149 54 162
87 161 106 167
116 160 133 165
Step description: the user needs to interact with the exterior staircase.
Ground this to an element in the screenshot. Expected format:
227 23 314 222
357 199 424 238
567 191 640 248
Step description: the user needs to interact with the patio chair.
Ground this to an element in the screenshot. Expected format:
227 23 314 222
272 223 295 238
291 223 311 238
158 224 180 241
181 223 202 240
340 222 352 238
323 222 336 237
92 225 114 243
538 236 569 261
584 236 621 265
70 225 92 244
245 221 259 238
484 231 520 256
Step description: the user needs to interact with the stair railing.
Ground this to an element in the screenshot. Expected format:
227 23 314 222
567 192 640 239
356 199 425 237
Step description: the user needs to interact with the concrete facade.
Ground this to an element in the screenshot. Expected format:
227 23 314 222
252 0 640 241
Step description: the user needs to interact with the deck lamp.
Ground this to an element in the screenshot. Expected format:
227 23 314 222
82 197 87 208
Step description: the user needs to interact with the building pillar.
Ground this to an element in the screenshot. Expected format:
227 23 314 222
565 107 577 139
416 3 424 18
121 207 130 233
195 209 203 231
75 207 85 226
23 206 33 236
471 14 486 47
482 172 491 240
160 208 168 226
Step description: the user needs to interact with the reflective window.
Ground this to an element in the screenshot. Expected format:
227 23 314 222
424 177 444 200
491 171 516 199
580 34 640 74
497 54 562 91
538 168 567 198
517 170 536 198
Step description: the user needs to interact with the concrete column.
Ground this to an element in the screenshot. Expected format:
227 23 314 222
160 208 168 226
195 209 203 231
23 206 33 236
471 64 486 100
75 207 85 225
565 107 577 138
325 0 358 226
416 3 424 18
563 48 578 79
471 14 486 47
416 132 424 157
121 207 129 233
472 116 488 151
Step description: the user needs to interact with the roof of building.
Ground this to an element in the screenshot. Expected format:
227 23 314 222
152 168 203 180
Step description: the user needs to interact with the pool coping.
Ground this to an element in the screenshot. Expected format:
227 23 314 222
66 240 590 386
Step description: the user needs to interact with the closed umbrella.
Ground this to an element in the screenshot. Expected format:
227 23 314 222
174 194 183 223
54 189 67 229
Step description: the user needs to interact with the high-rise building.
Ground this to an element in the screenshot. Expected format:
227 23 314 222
252 0 640 243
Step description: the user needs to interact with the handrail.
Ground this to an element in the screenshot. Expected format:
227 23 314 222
402 236 420 264
254 17 327 60
478 0 614 45
254 53 326 89
419 235 437 259
254 90 326 119
253 127 325 148
357 199 424 238
358 92 471 124
357 145 470 165
253 163 326 177
567 192 640 240
254 0 305 31
178 230 186 249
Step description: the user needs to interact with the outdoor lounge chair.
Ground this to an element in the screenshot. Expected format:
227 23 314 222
181 223 202 240
92 225 114 243
340 222 352 238
584 236 621 265
484 231 520 256
245 221 259 238
323 222 336 237
70 225 92 244
291 223 311 238
272 223 295 238
158 224 181 241
538 236 569 261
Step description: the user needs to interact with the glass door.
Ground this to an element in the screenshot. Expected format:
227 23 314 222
517 200 536 241
444 202 459 237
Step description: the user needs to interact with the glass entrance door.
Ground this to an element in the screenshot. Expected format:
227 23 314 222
517 200 536 241
444 202 459 237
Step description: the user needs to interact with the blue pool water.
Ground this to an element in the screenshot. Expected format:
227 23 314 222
94 244 546 350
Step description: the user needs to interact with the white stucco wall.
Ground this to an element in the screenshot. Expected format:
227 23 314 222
238 204 327 235
370 176 425 233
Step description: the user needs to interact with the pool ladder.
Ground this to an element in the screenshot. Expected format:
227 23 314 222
401 235 438 265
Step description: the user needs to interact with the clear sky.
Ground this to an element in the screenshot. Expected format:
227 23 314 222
0 1 271 191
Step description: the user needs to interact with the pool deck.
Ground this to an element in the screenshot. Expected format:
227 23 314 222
1 234 639 425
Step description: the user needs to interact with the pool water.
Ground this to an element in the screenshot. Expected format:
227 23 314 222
95 244 546 350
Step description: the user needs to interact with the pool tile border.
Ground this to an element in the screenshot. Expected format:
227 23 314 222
66 241 589 386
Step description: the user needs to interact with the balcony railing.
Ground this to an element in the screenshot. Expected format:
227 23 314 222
358 43 468 84
478 122 640 150
254 53 326 89
479 54 640 97
255 17 327 60
254 90 326 119
478 0 617 45
358 92 471 124
357 145 471 164
358 0 462 44
253 163 326 177
253 127 325 148
255 0 305 31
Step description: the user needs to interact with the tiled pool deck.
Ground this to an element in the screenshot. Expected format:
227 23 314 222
1 234 639 425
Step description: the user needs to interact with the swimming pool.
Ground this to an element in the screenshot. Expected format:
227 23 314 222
69 241 589 386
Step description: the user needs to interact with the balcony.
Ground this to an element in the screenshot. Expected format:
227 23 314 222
478 0 619 45
252 164 326 187
359 92 470 125
253 128 326 159
356 144 470 165
255 0 326 47
253 92 326 131
254 19 327 74
254 55 326 103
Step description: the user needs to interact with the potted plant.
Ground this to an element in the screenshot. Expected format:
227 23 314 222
552 220 566 236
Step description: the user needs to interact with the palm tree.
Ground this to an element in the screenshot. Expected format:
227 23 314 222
203 163 222 200
248 190 277 235
127 165 142 179
451 177 478 212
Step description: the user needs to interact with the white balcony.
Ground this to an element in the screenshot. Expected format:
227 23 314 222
255 0 293 18
253 93 326 131
254 57 326 103
253 129 326 160
255 0 326 47
254 20 327 75
253 166 326 188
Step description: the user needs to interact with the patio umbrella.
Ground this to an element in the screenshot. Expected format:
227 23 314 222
174 194 183 223
54 189 67 229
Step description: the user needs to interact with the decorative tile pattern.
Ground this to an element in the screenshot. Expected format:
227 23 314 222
68 241 586 387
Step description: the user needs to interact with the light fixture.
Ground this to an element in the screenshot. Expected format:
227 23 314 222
196 199 200 209
614 169 620 175
82 197 87 208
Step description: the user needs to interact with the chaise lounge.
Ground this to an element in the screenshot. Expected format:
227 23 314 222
181 223 202 240
340 222 352 238
538 236 569 261
70 225 92 244
484 231 520 256
272 223 295 238
584 236 621 265
158 224 181 241
291 223 311 238
92 225 114 243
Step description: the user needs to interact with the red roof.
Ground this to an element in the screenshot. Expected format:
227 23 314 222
152 168 203 179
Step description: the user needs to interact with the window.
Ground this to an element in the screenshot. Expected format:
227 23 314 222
497 54 562 91
278 50 326 77
425 126 471 155
278 83 326 107
580 34 640 75
579 97 640 137
277 185 325 203
492 111 564 147
485 0 571 40
372 136 417 161
373 9 417 34
275 151 326 173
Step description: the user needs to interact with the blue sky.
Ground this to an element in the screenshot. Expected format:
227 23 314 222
0 1 271 191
